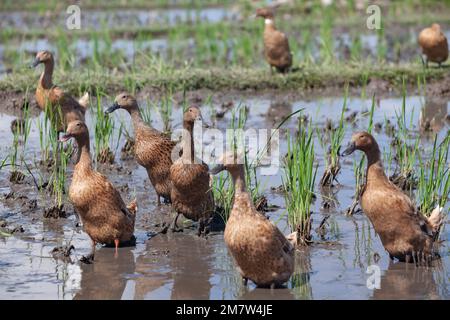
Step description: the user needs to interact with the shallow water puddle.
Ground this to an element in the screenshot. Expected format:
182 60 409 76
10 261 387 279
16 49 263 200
0 8 239 30
0 93 448 299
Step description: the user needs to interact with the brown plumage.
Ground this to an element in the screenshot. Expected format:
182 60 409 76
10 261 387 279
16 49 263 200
342 132 444 263
256 8 292 73
60 121 136 259
106 93 176 205
32 51 89 132
169 106 214 235
210 153 294 287
418 23 448 67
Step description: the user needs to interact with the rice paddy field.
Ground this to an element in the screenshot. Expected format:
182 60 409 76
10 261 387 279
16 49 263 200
0 0 449 300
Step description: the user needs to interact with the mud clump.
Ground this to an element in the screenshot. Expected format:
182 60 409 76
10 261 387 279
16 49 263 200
9 171 26 184
51 245 75 262
120 138 135 160
389 172 417 191
97 148 115 164
10 119 26 135
43 205 67 219
0 220 24 235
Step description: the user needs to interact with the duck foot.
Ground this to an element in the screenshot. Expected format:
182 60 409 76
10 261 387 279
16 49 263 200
197 218 208 238
170 213 183 233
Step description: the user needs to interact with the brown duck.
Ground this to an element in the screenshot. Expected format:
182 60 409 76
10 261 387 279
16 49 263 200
106 93 176 205
169 106 214 235
256 8 292 73
32 51 89 132
418 23 448 67
342 132 444 263
60 121 137 260
210 153 294 287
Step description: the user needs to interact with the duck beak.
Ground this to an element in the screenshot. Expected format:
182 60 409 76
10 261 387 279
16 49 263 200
341 142 356 156
105 102 120 114
30 58 40 68
209 164 225 175
59 134 72 143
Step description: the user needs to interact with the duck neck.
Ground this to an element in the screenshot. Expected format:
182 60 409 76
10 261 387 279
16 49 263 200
74 135 92 173
264 18 276 31
39 58 54 89
129 107 145 129
365 144 388 184
231 166 248 197
182 121 195 162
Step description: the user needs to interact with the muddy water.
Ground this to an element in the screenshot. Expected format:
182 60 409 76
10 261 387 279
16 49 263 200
1 18 448 76
0 8 240 30
0 93 449 299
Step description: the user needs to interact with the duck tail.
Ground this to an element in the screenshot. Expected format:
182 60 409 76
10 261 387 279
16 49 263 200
428 205 444 236
78 92 90 111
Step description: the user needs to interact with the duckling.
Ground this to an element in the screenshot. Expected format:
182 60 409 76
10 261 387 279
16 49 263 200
60 120 137 260
342 132 444 263
210 153 294 287
105 93 175 205
256 8 292 73
169 106 214 236
31 51 89 132
418 23 448 68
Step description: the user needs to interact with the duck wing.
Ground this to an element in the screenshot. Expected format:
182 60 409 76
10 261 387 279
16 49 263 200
50 86 86 113
266 30 291 60
96 173 134 219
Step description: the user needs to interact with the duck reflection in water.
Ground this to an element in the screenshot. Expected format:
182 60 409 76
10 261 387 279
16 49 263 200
372 261 443 300
133 233 213 299
74 246 135 300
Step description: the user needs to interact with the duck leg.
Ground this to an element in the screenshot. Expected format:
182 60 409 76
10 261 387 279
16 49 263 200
114 239 119 257
170 213 183 232
197 218 207 237
157 195 161 206
242 277 248 286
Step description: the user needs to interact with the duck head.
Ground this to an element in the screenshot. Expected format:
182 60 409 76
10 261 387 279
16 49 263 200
341 131 377 156
31 50 53 68
184 106 210 128
105 92 138 114
256 7 275 25
209 152 244 175
431 23 441 32
256 8 275 19
59 120 89 142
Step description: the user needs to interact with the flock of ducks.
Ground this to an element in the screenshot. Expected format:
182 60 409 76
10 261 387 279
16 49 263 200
27 8 448 287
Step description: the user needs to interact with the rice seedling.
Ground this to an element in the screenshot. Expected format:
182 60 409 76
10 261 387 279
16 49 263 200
319 89 347 187
94 91 115 164
8 95 32 183
376 20 387 62
416 134 450 217
282 120 317 246
389 84 418 191
319 8 335 64
44 141 70 219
